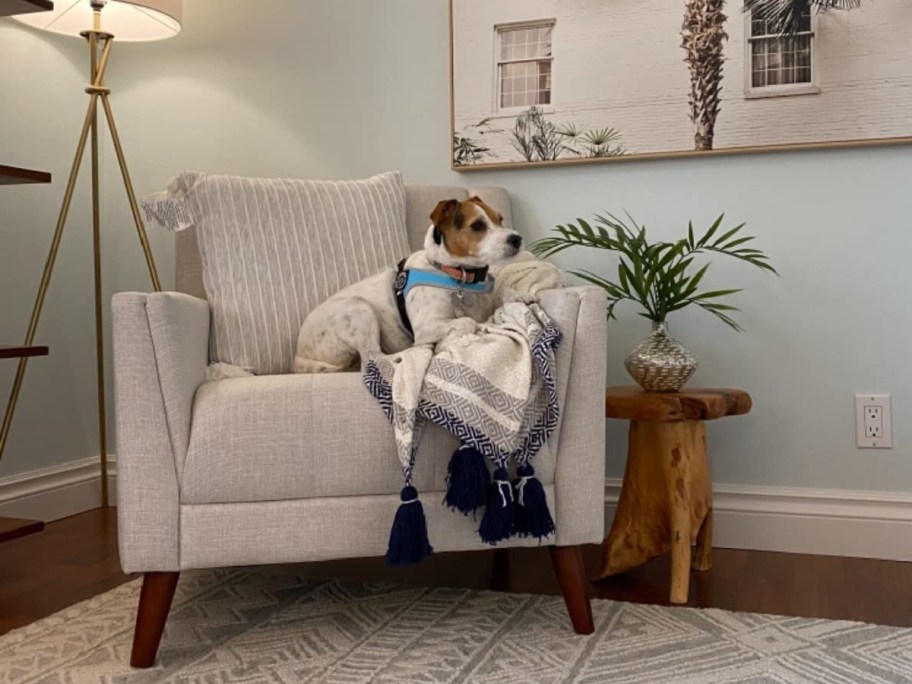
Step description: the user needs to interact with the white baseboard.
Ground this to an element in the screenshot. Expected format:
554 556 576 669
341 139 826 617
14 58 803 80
0 456 117 522
605 478 912 562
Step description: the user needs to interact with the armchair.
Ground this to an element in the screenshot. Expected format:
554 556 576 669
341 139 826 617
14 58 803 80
112 184 607 668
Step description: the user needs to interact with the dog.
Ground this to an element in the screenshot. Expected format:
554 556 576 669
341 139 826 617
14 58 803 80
293 196 524 373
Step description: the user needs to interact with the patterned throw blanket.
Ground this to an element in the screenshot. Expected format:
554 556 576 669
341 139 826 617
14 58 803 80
364 266 564 564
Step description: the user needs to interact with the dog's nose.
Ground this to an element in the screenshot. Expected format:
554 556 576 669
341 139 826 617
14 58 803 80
507 234 523 249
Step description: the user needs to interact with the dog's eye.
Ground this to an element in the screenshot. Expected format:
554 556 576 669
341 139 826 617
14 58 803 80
471 220 487 232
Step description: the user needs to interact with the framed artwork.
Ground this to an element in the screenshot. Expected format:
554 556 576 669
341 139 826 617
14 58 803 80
449 0 912 171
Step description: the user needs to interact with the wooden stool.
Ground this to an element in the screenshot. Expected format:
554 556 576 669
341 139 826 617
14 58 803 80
596 386 752 604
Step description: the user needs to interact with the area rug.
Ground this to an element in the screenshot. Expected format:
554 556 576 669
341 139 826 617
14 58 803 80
1 567 910 683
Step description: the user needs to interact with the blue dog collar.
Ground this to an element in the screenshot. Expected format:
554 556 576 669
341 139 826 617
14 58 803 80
394 259 496 338
398 268 494 300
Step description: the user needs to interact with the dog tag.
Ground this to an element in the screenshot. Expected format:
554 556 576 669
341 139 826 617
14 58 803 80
452 289 467 315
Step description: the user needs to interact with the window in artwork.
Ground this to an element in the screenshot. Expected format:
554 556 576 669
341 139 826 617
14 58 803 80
496 21 554 110
748 4 815 94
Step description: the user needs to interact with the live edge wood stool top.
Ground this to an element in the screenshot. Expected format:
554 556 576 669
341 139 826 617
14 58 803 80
605 386 752 423
598 386 752 605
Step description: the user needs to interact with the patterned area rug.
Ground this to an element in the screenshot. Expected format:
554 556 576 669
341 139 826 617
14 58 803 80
1 566 910 683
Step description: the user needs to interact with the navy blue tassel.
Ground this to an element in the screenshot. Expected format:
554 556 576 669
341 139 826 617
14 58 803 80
479 467 516 544
386 486 433 565
444 445 490 515
513 465 555 540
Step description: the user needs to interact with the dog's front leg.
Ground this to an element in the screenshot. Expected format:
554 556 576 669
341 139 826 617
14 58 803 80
412 316 477 346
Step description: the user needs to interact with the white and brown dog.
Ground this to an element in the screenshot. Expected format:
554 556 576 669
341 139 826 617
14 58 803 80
293 196 524 373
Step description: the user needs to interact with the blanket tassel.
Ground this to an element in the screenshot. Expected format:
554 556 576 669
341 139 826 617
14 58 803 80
514 465 555 540
479 468 516 544
386 486 433 565
444 444 490 515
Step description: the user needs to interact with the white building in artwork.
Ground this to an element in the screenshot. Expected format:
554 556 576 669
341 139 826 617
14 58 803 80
452 0 912 165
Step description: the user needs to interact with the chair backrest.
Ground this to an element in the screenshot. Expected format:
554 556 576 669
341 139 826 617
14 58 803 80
174 184 513 298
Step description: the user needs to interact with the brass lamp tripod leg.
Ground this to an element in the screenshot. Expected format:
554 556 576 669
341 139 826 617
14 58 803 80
99 94 162 292
89 30 108 508
0 27 161 509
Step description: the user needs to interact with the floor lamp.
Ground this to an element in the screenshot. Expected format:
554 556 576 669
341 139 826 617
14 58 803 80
2 0 183 506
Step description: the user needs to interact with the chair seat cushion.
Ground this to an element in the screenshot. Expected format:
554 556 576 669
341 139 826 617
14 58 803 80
180 373 556 505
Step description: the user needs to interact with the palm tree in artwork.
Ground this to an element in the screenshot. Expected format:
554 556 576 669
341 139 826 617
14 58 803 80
681 0 728 151
681 0 862 152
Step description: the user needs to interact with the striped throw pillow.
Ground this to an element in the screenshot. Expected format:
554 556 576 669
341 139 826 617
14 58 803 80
144 171 409 375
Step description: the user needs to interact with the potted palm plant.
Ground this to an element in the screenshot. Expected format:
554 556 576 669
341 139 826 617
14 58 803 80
532 213 777 392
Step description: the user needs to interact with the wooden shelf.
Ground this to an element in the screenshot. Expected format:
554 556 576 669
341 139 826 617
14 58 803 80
0 0 53 17
1 2 54 534
0 345 49 360
0 164 52 185
0 516 44 544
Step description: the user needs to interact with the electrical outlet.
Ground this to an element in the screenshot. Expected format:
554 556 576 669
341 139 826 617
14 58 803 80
864 405 883 438
855 394 892 448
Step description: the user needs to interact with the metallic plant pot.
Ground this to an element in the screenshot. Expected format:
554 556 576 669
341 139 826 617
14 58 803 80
624 322 697 393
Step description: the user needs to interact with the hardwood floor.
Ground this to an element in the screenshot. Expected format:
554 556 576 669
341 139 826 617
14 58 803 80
1 507 910 637
0 516 44 544
0 507 131 634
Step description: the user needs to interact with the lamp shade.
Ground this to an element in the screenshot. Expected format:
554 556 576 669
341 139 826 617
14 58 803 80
12 0 182 41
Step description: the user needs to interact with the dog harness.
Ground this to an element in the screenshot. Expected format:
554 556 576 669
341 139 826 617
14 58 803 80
395 258 495 338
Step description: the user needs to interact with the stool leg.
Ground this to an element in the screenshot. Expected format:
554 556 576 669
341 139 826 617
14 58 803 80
598 418 712 606
692 508 713 572
661 421 709 605
669 502 692 604
597 420 670 579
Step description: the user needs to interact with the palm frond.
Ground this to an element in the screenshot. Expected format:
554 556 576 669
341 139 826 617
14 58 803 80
694 301 744 331
583 127 622 146
555 122 581 139
744 0 861 37
530 212 778 332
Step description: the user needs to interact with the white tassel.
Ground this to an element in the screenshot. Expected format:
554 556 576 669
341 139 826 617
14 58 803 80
516 475 533 506
496 479 513 508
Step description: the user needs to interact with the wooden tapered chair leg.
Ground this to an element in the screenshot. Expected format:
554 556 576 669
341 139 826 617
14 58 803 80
130 571 179 668
491 548 512 593
549 545 595 635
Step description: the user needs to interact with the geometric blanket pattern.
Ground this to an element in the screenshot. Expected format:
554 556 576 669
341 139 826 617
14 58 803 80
364 301 562 477
1 567 910 683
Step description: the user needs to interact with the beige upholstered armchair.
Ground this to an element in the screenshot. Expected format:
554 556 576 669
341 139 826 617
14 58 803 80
112 183 607 668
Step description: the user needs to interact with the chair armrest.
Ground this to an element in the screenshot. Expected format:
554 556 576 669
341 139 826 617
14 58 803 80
111 291 210 572
538 286 608 546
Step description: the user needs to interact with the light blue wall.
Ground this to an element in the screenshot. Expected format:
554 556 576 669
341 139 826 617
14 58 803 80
0 25 105 476
2 0 909 493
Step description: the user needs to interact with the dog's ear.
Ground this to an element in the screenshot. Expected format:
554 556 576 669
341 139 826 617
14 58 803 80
430 199 459 245
467 196 503 224
430 199 459 227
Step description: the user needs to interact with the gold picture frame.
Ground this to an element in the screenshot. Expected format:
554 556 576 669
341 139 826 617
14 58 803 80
449 0 912 172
